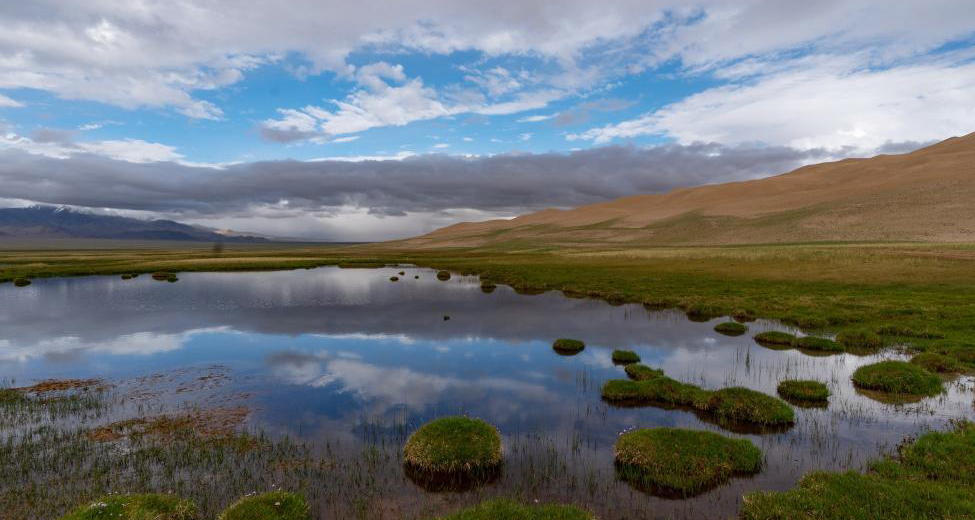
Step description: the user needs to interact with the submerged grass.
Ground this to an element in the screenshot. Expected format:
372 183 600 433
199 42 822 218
614 428 762 496
425 499 593 520
740 422 975 519
851 360 943 396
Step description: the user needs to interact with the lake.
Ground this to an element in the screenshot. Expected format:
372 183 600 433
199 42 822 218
1 266 972 519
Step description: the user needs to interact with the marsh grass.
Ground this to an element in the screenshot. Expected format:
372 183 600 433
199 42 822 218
425 499 593 520
793 336 843 353
57 493 198 520
714 322 748 336
697 387 795 427
403 417 502 475
611 350 640 364
851 361 943 396
741 422 975 519
836 329 883 353
614 428 762 497
909 352 961 373
777 380 830 403
218 491 309 520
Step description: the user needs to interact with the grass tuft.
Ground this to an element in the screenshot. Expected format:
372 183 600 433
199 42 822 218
909 352 961 373
614 428 761 496
714 322 748 336
753 331 797 346
403 416 502 474
695 387 795 426
794 336 844 352
836 329 883 352
218 491 309 520
58 493 198 520
611 349 640 364
851 360 943 396
551 338 585 354
436 270 451 281
423 499 592 520
624 364 664 381
13 277 31 287
777 380 830 403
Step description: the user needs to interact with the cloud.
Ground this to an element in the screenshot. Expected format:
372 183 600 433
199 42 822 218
570 56 975 151
517 114 555 123
0 94 23 108
32 128 77 143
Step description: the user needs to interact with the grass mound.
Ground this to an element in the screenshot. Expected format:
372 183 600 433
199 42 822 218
777 380 830 403
13 277 31 287
436 270 451 281
601 378 704 406
611 349 640 364
58 493 198 520
480 281 497 293
836 329 883 352
740 422 975 519
389 276 400 281
695 387 795 426
794 336 843 352
909 352 961 373
624 364 664 381
851 360 943 396
424 499 592 520
218 491 309 520
753 331 796 346
714 322 748 336
551 338 585 354
614 428 762 496
403 416 502 474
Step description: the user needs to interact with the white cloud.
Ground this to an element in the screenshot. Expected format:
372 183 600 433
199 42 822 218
0 94 23 107
519 132 533 141
462 137 473 142
331 135 360 143
78 139 184 163
571 57 975 152
517 114 555 123
432 143 450 149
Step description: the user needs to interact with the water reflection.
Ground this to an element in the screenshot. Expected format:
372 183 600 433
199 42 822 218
1 266 973 519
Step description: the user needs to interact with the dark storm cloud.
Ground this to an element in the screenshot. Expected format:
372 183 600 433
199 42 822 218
0 143 840 217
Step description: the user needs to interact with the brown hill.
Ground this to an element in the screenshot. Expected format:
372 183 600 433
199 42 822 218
399 132 975 248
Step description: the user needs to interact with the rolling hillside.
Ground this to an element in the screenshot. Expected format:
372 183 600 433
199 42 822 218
401 132 975 248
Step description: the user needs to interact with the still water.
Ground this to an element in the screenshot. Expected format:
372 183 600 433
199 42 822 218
1 266 973 519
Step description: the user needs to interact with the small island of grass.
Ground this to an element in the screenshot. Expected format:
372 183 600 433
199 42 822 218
624 364 664 381
714 322 748 336
696 387 795 426
753 331 797 346
436 270 451 281
13 278 31 287
836 329 883 352
852 360 943 396
218 491 309 520
614 427 762 496
612 349 640 364
910 352 961 374
552 338 585 355
777 380 830 403
403 416 502 475
794 336 844 352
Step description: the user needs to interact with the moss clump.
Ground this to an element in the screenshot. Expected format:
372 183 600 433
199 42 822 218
753 331 797 346
794 336 843 352
695 387 795 426
121 274 133 280
398 271 406 276
740 422 975 520
436 270 451 281
551 338 585 354
601 377 705 407
58 493 198 520
836 329 883 351
909 352 961 373
424 499 592 520
624 364 664 381
13 277 31 287
777 380 830 403
612 349 640 364
218 491 309 520
480 281 497 293
151 271 174 280
714 322 748 336
403 416 502 474
389 276 400 281
614 428 762 496
852 361 943 396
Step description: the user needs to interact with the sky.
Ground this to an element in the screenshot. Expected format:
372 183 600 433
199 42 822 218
0 1 973 241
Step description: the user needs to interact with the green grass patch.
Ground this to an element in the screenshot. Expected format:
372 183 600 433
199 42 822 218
794 336 843 352
611 349 640 364
58 493 198 520
624 364 664 381
909 352 962 373
836 329 883 352
876 325 945 339
777 380 830 403
714 322 748 336
551 338 585 354
696 387 795 427
753 331 797 346
218 491 309 520
740 422 975 519
614 428 762 496
851 360 943 396
403 416 502 474
424 499 592 520
601 378 705 406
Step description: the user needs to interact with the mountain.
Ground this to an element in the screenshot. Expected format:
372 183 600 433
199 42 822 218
400 132 975 248
0 206 271 242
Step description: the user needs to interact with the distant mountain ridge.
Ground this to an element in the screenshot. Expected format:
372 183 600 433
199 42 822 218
398 131 975 248
0 206 271 242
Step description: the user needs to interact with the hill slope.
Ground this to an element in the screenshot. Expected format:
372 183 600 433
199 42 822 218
0 206 271 242
401 132 975 248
